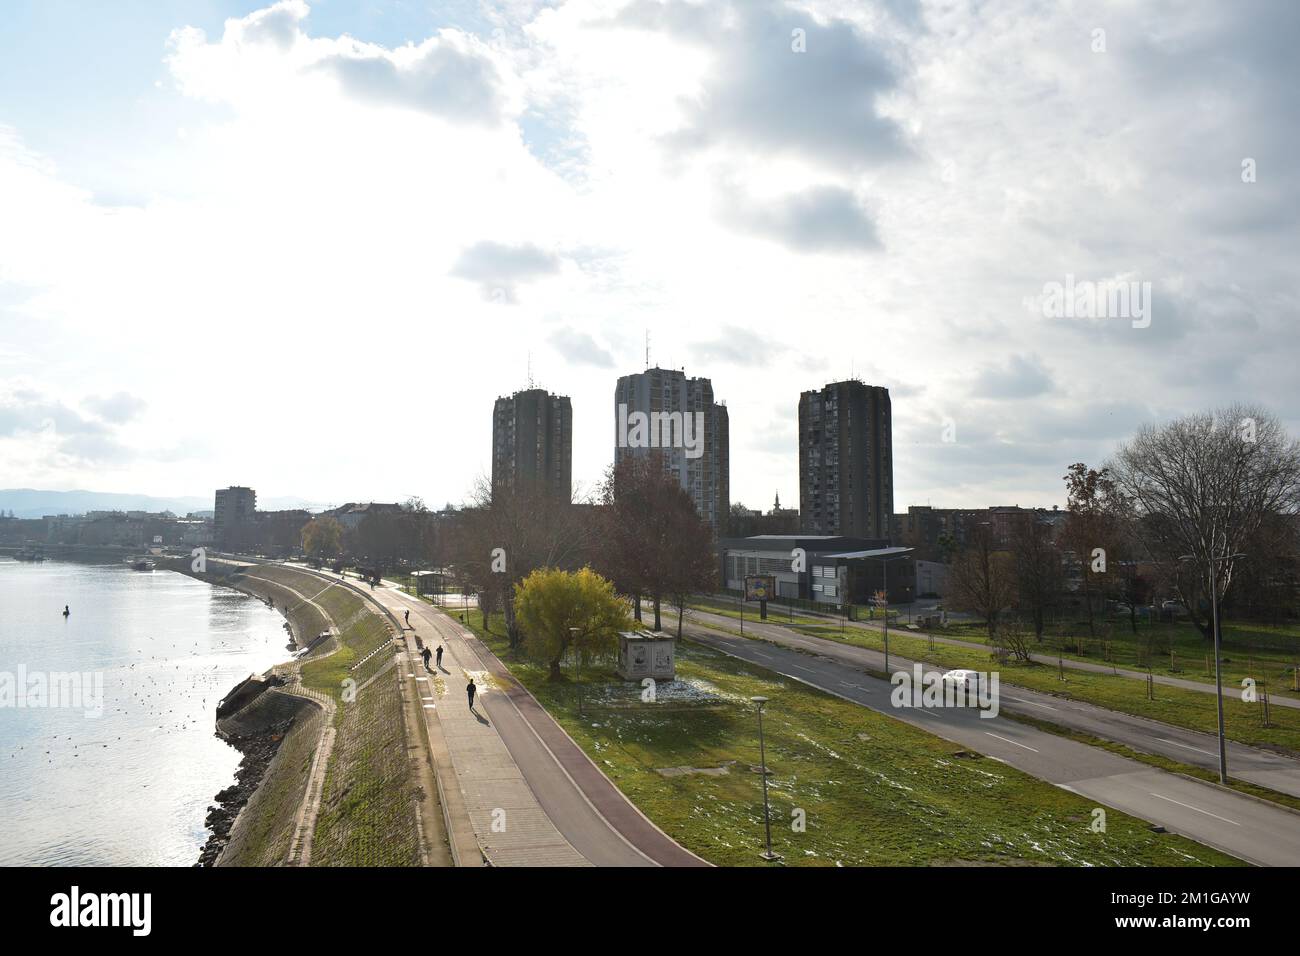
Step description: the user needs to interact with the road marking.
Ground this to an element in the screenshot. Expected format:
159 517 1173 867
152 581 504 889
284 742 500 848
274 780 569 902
1157 737 1216 757
751 651 774 661
916 708 941 718
1148 792 1240 826
983 732 1039 753
1006 696 1056 711
788 664 815 674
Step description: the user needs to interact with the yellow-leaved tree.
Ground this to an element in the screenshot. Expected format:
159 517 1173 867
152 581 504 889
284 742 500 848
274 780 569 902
514 567 633 681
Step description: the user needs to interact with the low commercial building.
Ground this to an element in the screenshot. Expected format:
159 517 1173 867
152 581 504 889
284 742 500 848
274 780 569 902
719 534 916 606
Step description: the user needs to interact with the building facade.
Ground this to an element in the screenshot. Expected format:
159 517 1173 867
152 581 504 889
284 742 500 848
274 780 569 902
492 388 573 498
213 486 256 543
614 367 729 535
798 381 893 539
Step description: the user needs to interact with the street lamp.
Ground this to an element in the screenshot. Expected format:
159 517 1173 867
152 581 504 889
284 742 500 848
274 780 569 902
862 549 912 674
750 696 780 862
570 626 584 717
1179 551 1245 784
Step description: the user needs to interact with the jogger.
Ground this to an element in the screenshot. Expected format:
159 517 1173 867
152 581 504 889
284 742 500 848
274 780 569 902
466 678 477 709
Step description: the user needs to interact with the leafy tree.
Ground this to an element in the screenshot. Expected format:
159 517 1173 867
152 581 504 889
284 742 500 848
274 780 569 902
514 567 634 681
1062 462 1125 638
302 516 343 559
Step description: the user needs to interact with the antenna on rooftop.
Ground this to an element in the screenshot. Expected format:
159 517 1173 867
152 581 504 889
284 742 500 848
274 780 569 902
645 329 651 369
527 352 534 389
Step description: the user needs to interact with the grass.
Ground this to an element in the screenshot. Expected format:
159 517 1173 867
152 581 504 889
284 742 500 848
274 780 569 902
444 604 1241 867
939 616 1300 700
772 617 1300 754
240 565 421 866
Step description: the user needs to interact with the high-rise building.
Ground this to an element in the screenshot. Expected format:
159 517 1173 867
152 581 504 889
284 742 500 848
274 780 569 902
214 486 256 544
491 388 573 498
614 367 729 535
798 381 893 538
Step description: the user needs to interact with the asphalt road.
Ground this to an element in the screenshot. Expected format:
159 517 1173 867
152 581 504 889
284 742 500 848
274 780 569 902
685 607 1300 799
677 612 1300 866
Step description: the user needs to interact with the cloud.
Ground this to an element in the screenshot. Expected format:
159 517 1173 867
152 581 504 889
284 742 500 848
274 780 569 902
85 392 146 425
611 0 909 171
316 34 509 125
450 240 561 301
718 183 881 253
549 327 614 367
970 354 1054 400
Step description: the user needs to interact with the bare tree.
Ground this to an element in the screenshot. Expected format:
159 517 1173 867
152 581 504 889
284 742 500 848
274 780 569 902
948 523 1017 637
450 477 593 649
1009 512 1063 642
1109 405 1300 646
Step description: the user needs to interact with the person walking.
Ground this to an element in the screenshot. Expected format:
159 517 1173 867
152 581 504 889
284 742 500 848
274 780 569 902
435 645 444 669
63 605 70 618
466 678 477 710
422 646 432 670
404 609 411 627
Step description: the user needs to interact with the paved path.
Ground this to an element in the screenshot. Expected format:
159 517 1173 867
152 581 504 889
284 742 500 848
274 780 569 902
675 614 1300 866
684 607 1300 798
368 583 706 867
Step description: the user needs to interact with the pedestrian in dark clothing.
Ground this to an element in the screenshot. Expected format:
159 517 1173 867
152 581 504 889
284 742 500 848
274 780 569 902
435 645 444 669
422 647 432 670
404 609 410 627
466 678 477 709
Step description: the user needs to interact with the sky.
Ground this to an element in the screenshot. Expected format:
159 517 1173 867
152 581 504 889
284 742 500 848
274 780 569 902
1 0 1297 513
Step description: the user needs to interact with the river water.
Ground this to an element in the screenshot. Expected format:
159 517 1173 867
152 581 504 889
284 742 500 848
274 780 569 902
0 558 290 865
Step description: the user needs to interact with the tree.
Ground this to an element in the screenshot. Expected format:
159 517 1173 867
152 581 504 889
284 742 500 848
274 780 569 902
1062 463 1125 638
449 478 592 649
302 516 343 559
1009 512 1063 642
514 567 634 681
948 523 1017 637
595 454 717 632
1110 404 1300 646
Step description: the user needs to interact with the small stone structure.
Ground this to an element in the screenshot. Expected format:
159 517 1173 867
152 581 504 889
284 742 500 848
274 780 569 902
616 630 676 681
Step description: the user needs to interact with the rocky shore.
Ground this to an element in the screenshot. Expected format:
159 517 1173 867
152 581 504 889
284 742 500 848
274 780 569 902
196 716 295 866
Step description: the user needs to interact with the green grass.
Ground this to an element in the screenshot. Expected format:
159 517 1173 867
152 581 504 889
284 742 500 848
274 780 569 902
772 617 1300 755
939 616 1300 700
242 565 421 866
445 605 1241 867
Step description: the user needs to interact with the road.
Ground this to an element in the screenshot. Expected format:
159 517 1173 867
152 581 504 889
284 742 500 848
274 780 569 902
683 607 1300 798
366 580 706 867
706 594 1300 710
673 611 1300 866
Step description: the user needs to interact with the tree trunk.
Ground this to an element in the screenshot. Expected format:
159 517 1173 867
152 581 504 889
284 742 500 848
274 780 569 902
548 659 563 681
653 593 662 632
632 590 643 622
676 601 684 639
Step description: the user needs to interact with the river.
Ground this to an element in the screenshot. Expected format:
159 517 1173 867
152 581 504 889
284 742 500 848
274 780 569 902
0 557 290 865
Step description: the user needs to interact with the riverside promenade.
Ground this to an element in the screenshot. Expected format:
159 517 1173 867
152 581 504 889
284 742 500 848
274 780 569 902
301 569 706 867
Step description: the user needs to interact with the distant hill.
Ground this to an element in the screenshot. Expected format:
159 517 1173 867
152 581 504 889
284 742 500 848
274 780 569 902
0 489 323 519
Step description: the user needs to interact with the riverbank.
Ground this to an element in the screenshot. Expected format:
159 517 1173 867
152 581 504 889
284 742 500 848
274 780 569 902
173 558 432 866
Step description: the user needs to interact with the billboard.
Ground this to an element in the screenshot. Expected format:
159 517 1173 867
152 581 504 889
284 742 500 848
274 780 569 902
744 574 776 602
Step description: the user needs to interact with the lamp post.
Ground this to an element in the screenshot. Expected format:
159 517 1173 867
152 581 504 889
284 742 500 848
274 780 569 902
1179 551 1244 784
862 549 912 675
751 696 780 862
570 626 583 717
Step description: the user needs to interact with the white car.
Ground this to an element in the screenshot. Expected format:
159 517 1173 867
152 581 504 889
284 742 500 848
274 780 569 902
941 669 981 692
